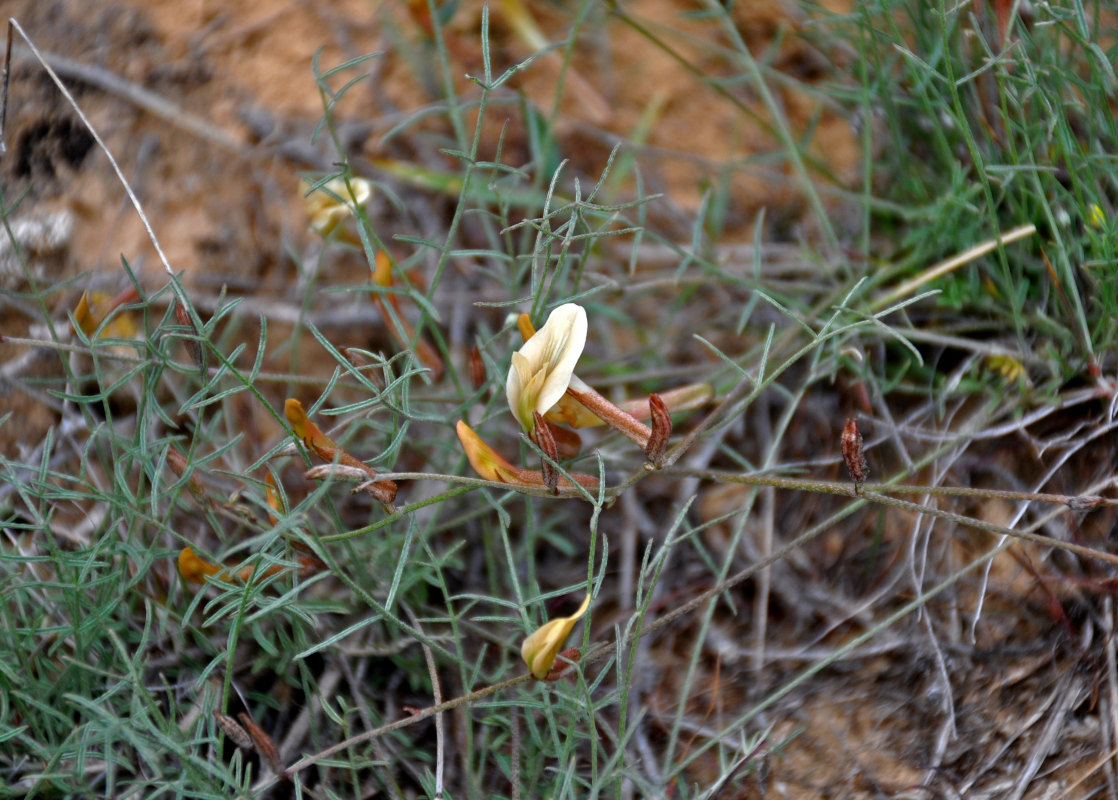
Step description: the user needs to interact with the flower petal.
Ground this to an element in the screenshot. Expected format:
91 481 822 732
456 420 529 484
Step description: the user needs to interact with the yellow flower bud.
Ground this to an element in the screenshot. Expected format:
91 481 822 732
521 593 591 680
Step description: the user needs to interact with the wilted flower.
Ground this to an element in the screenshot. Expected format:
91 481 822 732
177 546 322 587
69 287 146 409
506 304 587 432
303 177 372 241
521 593 591 680
370 251 444 380
71 287 141 340
455 421 597 493
285 398 397 503
178 546 223 584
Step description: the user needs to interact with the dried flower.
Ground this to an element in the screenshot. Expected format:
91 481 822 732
284 398 397 503
521 593 591 680
455 420 597 493
238 712 283 774
371 251 444 380
506 304 587 432
178 546 223 584
177 546 316 586
71 287 141 340
644 393 672 465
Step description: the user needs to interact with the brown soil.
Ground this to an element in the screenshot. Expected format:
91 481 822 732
0 0 858 458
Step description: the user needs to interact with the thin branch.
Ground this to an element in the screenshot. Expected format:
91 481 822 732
872 222 1037 310
404 607 445 799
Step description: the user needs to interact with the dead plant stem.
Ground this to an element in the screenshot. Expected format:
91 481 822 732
668 468 1114 510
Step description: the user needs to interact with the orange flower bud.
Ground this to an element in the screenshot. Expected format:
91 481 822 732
455 421 597 494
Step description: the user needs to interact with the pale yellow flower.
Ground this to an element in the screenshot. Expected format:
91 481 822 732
521 593 591 680
506 304 587 432
515 312 713 430
304 177 372 239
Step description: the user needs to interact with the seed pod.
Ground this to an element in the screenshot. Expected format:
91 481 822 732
533 412 560 495
213 711 253 750
238 712 282 774
544 647 583 681
644 393 671 466
841 418 868 493
469 345 486 391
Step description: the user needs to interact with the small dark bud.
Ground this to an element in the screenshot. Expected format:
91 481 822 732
841 418 868 493
645 393 671 466
544 647 582 681
213 711 253 750
175 299 207 375
469 345 486 390
533 412 560 495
